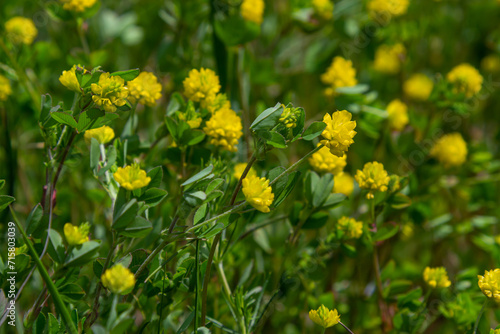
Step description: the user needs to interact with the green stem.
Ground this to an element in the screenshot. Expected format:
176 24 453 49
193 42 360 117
194 240 200 331
473 299 488 334
269 144 323 186
339 321 355 334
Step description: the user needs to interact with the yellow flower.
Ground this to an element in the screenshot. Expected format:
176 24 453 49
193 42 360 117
320 110 357 157
308 305 341 328
279 105 300 129
240 0 265 25
482 55 500 73
201 93 231 113
387 99 409 131
355 161 390 199
0 75 12 102
113 164 151 191
64 222 90 246
447 63 483 98
490 329 500 334
60 0 97 12
91 73 129 112
423 267 452 289
101 264 136 294
203 107 243 152
183 68 221 104
333 173 354 197
178 112 202 129
242 175 274 213
5 17 38 45
234 163 257 180
404 74 434 101
373 44 406 74
321 57 357 97
312 0 334 20
430 133 467 168
337 216 363 239
84 126 115 145
127 72 162 106
309 145 347 175
59 65 82 93
478 269 500 302
367 0 409 17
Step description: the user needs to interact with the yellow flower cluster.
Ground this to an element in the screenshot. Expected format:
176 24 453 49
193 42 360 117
279 106 300 129
84 126 115 145
355 161 390 199
101 264 136 294
59 65 82 93
309 145 347 175
333 173 354 197
240 0 265 25
113 164 151 191
203 107 243 152
367 0 409 17
5 17 38 45
183 68 221 105
202 93 230 113
478 269 500 302
64 222 90 246
242 175 274 213
373 44 406 74
321 57 357 97
337 216 363 239
430 133 467 168
309 305 341 328
312 0 334 20
91 73 129 112
0 75 12 102
423 267 451 289
233 163 257 180
127 72 162 106
60 0 97 12
387 99 409 131
178 112 202 129
446 63 483 98
320 110 357 157
404 74 434 101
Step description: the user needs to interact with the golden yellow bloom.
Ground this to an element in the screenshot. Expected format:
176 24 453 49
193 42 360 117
308 305 341 328
178 112 202 129
127 72 162 106
423 267 452 289
312 0 334 20
430 133 467 168
201 93 231 113
242 175 274 213
101 264 136 294
478 269 500 302
309 145 347 175
320 110 357 157
234 163 257 180
60 0 97 12
113 164 151 191
367 0 409 17
355 161 390 199
482 55 500 73
5 17 38 45
84 126 115 145
59 65 81 93
373 44 406 74
64 222 90 246
447 63 483 98
0 75 12 102
490 329 500 334
321 57 357 97
333 173 354 197
240 0 265 25
387 99 409 131
91 73 129 112
183 68 220 104
203 107 243 152
279 105 300 129
337 216 363 239
404 74 434 101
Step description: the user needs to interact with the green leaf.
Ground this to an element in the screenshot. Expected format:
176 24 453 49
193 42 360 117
77 111 92 132
166 92 185 116
181 165 214 187
64 241 101 267
39 94 53 125
250 103 283 131
51 112 78 128
0 195 15 211
146 166 163 189
302 121 326 141
312 173 334 207
47 313 61 334
110 69 140 81
90 137 100 170
335 84 369 95
182 130 206 146
0 180 4 190
119 216 153 238
266 131 287 148
96 145 116 176
113 199 139 229
206 178 225 194
139 188 168 207
322 193 347 209
59 283 85 302
302 211 329 229
373 225 399 242
47 229 66 264
214 13 260 46
177 311 194 334
194 203 208 226
184 190 207 206
390 193 412 209
33 312 46 334
274 171 301 207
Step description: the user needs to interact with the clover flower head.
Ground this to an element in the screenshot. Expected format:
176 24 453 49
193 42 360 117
387 98 409 131
478 269 500 302
91 73 129 112
333 172 354 197
279 105 301 129
113 163 151 191
430 133 467 168
404 74 434 101
337 216 363 239
320 110 357 157
234 163 257 180
183 68 221 104
60 0 97 12
241 0 265 25
84 126 115 145
242 175 274 213
201 93 231 113
321 57 357 97
447 63 483 98
5 17 38 45
127 72 162 106
423 267 451 289
59 65 82 93
101 264 136 294
355 161 390 199
312 0 334 20
203 107 243 152
374 43 406 74
64 222 90 246
309 145 347 175
308 305 341 328
0 75 12 102
368 0 409 17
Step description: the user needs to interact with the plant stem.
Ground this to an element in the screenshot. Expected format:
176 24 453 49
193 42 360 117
473 299 488 334
269 144 323 186
339 321 355 334
194 239 200 332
